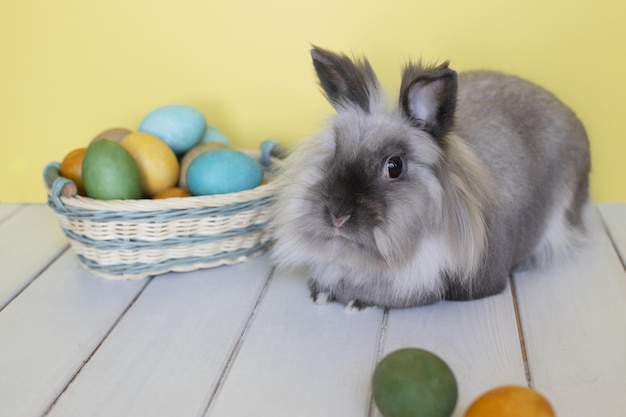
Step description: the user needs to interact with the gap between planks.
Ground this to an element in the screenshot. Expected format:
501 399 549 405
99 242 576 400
598 209 626 270
367 308 390 417
201 266 277 417
509 274 532 389
43 277 154 417
0 246 69 313
0 204 24 225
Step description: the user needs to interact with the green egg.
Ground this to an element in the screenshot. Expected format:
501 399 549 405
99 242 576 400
82 139 143 200
372 348 458 417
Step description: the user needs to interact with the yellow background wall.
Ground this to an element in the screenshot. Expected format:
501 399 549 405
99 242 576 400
1 0 624 202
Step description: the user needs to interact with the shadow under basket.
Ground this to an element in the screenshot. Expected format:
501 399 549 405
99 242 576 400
43 156 280 280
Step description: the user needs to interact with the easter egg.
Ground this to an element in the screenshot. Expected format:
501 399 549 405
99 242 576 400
153 187 192 199
120 132 179 196
59 147 87 195
178 141 228 190
138 105 205 155
372 348 458 417
91 127 132 143
464 386 555 417
82 139 142 200
186 149 263 195
200 124 230 146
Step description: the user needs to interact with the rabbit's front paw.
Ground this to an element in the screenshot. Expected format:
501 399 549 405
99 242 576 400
344 299 376 312
312 291 335 305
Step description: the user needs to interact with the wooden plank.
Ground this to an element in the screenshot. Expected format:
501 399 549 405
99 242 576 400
377 286 527 417
0 204 68 309
206 267 385 417
598 203 626 266
513 206 626 416
0 250 147 417
46 255 273 417
0 203 22 222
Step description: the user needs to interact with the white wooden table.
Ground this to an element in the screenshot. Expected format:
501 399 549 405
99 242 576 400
0 203 625 417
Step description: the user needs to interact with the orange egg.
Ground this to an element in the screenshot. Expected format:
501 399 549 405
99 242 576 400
59 147 87 195
464 385 555 417
152 187 192 199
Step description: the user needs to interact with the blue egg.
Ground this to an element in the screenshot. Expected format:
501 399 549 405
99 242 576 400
186 149 264 195
139 105 206 155
201 124 230 146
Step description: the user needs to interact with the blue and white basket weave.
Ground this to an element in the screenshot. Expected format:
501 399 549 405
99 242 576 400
43 153 280 280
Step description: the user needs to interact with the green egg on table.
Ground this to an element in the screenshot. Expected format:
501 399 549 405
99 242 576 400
186 149 263 196
82 139 143 200
138 104 206 155
372 348 458 417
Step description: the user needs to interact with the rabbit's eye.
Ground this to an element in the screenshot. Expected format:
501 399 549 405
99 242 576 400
386 156 403 178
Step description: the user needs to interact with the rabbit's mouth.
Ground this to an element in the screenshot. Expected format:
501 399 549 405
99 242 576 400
327 225 383 259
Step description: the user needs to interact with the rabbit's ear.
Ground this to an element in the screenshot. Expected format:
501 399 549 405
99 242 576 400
400 62 458 140
311 46 380 113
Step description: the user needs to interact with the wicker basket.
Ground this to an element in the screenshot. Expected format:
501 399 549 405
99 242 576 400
43 153 280 280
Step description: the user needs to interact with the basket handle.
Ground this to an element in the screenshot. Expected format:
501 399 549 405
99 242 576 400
260 140 289 166
43 162 78 209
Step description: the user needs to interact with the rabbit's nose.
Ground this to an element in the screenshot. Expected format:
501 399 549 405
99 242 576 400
331 212 351 228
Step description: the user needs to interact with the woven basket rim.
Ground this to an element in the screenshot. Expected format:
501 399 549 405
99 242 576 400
44 151 282 212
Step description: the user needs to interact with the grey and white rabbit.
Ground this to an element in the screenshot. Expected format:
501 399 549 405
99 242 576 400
270 46 591 308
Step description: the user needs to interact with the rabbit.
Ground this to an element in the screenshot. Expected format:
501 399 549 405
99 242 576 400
270 46 591 309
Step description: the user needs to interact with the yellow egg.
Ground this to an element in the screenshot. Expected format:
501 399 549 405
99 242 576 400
152 187 192 199
120 132 179 197
464 385 555 417
178 141 228 190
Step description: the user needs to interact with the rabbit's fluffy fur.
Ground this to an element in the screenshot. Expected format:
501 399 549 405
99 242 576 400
270 46 591 308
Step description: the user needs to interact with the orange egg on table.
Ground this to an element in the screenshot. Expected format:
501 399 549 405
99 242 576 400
59 147 87 195
464 385 555 417
120 132 180 197
152 187 192 199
